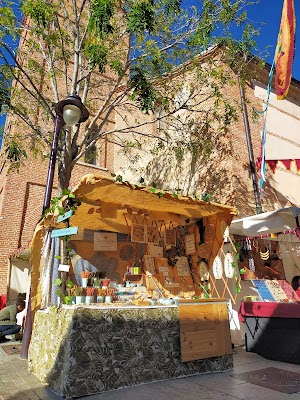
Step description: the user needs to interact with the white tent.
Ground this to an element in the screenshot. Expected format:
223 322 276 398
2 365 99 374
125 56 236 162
229 206 300 237
229 206 300 286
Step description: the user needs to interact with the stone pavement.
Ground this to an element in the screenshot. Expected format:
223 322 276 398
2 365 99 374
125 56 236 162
1 340 300 400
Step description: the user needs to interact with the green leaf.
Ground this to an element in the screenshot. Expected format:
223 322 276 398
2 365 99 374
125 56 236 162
66 280 74 288
239 268 246 275
63 295 72 305
128 1 155 34
234 285 241 294
54 278 62 286
54 255 61 260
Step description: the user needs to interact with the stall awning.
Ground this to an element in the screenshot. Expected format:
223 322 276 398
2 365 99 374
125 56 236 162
67 174 238 234
229 206 300 237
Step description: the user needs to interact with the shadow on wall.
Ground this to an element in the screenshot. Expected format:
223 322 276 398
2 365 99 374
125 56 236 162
144 146 290 218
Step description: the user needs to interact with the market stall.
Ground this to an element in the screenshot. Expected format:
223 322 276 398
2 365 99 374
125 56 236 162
239 289 300 364
227 207 300 364
28 174 237 398
206 206 300 346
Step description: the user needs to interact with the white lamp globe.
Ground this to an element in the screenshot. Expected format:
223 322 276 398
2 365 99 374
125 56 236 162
62 104 82 126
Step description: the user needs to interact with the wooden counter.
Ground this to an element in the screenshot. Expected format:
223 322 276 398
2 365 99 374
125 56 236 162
28 303 233 399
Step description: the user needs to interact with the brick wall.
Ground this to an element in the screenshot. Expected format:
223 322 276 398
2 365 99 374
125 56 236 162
0 151 113 294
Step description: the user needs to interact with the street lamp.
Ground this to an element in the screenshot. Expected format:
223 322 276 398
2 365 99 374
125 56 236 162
42 93 89 214
21 95 89 360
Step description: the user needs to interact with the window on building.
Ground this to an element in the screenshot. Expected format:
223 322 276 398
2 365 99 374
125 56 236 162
84 142 98 165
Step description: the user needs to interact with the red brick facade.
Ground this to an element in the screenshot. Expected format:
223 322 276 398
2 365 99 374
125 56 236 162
0 141 114 294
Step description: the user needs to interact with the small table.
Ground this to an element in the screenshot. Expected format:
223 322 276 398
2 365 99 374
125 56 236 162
239 301 300 364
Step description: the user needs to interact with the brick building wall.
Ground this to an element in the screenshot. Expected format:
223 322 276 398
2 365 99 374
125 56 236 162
0 139 115 294
114 64 299 217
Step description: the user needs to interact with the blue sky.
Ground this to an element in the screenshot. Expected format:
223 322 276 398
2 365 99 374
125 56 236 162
0 1 299 147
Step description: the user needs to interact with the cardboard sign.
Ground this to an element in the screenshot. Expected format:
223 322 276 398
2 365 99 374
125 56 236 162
149 244 163 258
57 210 73 222
164 229 176 247
176 256 190 277
131 224 146 243
184 234 196 255
146 226 160 244
265 279 288 302
51 227 78 238
94 232 118 251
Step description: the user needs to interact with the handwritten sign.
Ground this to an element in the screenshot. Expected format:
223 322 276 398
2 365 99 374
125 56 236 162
94 232 117 251
51 227 78 238
265 279 288 302
176 257 190 277
57 210 73 223
251 280 275 302
184 234 196 255
164 229 176 247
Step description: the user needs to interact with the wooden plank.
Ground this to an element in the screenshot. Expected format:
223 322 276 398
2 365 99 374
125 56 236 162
182 348 218 362
178 298 227 303
180 329 215 342
179 302 232 362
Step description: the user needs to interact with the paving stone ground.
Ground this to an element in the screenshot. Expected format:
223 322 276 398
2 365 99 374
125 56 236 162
1 341 300 400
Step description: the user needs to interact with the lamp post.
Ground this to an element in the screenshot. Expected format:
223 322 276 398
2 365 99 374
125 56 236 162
42 93 89 214
21 94 89 360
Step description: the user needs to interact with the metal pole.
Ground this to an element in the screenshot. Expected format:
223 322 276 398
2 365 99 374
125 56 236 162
20 294 31 359
239 79 263 215
21 115 63 359
42 115 64 214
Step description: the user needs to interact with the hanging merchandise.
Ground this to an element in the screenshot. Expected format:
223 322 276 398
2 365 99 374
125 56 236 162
224 253 234 278
248 257 255 272
198 260 209 281
252 239 259 253
212 256 223 279
260 248 270 260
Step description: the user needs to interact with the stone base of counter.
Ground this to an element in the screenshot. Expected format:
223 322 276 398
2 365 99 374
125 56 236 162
28 307 233 399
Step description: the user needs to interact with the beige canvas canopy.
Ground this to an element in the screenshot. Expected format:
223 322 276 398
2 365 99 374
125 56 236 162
68 174 238 233
30 174 238 313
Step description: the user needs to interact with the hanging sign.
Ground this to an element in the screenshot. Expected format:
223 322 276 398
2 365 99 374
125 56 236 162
51 227 78 238
94 232 118 251
184 234 196 255
58 264 70 272
57 210 73 222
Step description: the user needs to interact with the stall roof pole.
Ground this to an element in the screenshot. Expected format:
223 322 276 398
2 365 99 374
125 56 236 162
239 78 263 215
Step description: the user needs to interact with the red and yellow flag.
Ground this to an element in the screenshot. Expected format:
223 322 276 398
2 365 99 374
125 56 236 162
275 0 296 100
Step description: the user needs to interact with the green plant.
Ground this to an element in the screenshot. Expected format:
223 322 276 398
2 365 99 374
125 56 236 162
63 296 72 305
93 278 101 287
75 286 84 296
